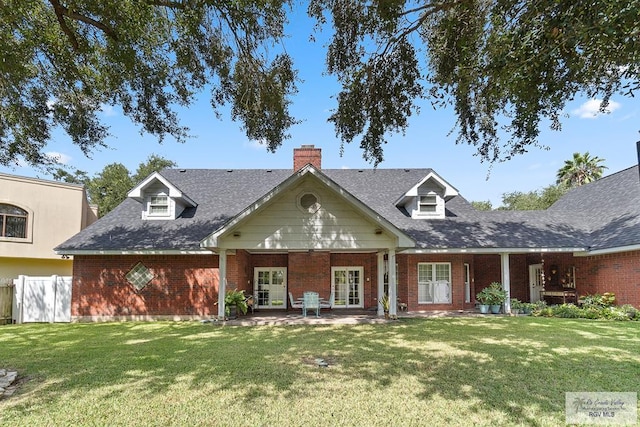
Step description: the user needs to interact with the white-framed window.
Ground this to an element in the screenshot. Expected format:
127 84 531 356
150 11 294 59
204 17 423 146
0 203 28 239
419 194 438 213
418 262 451 304
296 191 321 214
147 194 169 217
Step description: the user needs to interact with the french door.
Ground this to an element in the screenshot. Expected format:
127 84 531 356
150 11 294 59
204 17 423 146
254 268 286 309
529 264 543 303
332 267 363 308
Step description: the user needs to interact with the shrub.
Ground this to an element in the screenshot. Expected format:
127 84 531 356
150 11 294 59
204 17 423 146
529 301 639 321
581 292 616 308
620 304 639 320
551 304 582 318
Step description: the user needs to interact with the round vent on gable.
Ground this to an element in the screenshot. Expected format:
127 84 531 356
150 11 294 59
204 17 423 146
297 192 321 214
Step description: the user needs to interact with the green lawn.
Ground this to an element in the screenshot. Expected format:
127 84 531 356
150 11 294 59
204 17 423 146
0 317 638 426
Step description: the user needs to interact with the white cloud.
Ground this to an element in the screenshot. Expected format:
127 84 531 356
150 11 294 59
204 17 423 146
245 139 267 150
100 104 117 117
45 151 72 165
572 99 621 119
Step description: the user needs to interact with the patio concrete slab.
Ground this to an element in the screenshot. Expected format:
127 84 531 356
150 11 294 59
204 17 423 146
206 309 487 326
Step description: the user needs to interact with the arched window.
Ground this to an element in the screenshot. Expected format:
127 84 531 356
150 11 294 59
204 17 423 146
0 204 28 238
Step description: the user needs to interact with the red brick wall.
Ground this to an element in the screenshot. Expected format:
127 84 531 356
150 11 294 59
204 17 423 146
293 145 322 171
71 254 227 318
288 252 331 300
575 251 640 307
473 255 501 297
331 253 378 308
73 249 640 319
402 254 469 311
234 249 252 293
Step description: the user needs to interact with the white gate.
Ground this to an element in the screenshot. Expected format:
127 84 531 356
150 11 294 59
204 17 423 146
12 275 72 323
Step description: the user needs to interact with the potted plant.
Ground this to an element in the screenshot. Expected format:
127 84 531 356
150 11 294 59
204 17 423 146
475 287 492 314
379 293 390 319
510 298 523 315
486 282 507 314
224 288 248 319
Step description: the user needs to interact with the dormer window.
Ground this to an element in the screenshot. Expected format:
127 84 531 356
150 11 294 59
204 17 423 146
128 171 197 221
394 171 458 220
419 194 438 213
148 195 169 216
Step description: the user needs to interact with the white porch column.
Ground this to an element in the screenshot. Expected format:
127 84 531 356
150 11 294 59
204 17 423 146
217 250 227 319
500 253 511 313
388 249 397 317
377 251 385 316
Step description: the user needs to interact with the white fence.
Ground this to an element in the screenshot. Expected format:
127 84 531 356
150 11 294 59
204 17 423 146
12 275 72 323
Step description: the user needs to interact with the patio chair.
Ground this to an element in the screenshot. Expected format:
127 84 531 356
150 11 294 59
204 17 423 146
288 292 303 310
303 291 320 317
320 290 334 309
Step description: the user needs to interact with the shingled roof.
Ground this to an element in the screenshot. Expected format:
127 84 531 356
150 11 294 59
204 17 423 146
55 165 640 254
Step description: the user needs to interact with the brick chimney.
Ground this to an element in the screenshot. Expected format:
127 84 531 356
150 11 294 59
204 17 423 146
293 145 322 171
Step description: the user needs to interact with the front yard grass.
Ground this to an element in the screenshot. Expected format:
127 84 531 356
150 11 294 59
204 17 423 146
0 316 638 426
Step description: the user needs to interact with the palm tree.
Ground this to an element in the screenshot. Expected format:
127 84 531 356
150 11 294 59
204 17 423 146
556 152 607 187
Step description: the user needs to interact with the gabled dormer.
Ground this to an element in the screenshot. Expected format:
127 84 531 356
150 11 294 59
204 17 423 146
394 171 458 219
127 172 197 220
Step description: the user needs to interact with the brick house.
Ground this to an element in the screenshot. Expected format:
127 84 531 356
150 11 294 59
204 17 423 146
55 145 640 321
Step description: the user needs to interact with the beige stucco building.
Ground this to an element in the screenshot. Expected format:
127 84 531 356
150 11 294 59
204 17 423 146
0 173 97 280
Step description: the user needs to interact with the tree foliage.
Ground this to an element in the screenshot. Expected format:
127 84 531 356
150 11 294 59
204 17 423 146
0 0 296 169
471 200 493 211
69 154 176 217
310 0 639 164
132 154 176 184
52 168 90 185
498 184 568 210
85 163 133 217
1 1 638 168
556 152 608 187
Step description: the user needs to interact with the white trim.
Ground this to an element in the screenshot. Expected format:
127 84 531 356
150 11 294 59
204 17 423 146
55 249 214 255
500 253 511 313
331 266 364 308
388 250 397 316
529 263 543 303
464 263 471 303
218 250 227 319
405 247 587 254
377 252 385 316
254 267 287 309
573 244 640 256
201 164 415 249
394 171 459 205
128 171 196 207
417 262 452 304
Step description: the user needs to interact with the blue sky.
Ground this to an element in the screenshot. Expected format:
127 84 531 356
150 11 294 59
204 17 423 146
2 10 639 207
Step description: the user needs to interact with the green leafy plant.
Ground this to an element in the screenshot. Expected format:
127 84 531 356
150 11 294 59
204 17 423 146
224 288 248 317
477 282 507 305
510 298 523 312
581 292 616 308
379 294 390 312
475 287 492 305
